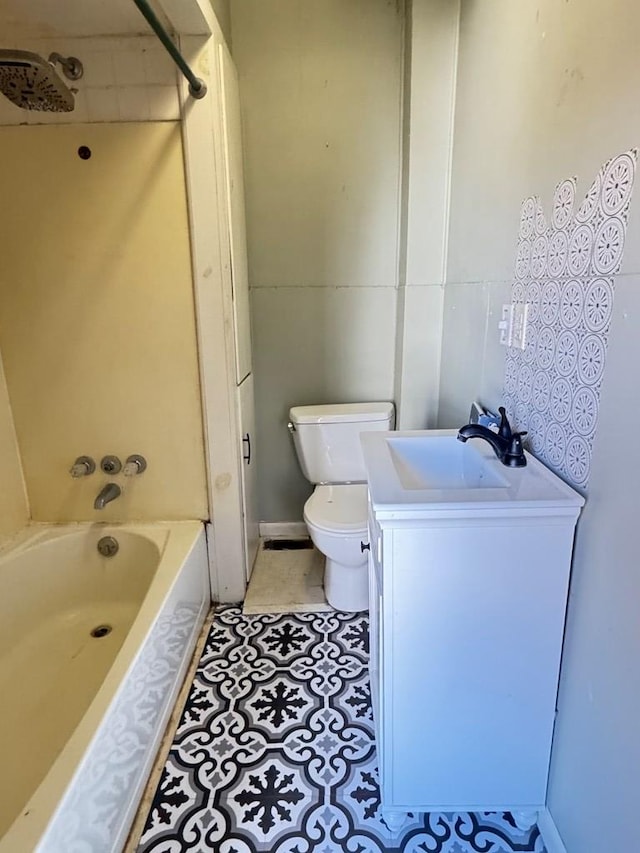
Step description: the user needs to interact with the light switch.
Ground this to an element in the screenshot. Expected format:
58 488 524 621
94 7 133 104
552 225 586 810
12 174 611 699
511 303 529 350
499 305 513 346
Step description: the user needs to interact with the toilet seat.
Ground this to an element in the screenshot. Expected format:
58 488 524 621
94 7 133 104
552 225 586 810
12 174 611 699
304 484 368 534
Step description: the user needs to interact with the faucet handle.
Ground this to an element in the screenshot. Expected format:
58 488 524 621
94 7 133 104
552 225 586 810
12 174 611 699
70 456 96 478
505 431 528 467
509 430 527 448
123 454 147 476
498 406 513 440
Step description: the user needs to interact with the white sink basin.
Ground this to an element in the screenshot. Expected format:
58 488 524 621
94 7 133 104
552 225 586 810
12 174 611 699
361 429 585 518
387 435 509 490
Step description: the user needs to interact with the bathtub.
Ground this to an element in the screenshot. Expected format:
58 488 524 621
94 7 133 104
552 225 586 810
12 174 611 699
0 521 209 853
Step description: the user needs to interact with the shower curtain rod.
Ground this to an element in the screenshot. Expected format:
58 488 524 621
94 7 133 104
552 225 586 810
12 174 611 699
131 0 207 99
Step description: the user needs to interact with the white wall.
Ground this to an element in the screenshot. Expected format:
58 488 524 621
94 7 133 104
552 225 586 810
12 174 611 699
442 1 640 849
208 0 231 46
394 0 459 430
230 0 404 521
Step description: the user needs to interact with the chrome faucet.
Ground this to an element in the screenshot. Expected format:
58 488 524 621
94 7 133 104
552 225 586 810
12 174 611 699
94 482 121 510
457 406 527 468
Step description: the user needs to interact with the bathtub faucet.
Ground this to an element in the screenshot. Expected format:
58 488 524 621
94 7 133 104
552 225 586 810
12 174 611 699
94 482 121 510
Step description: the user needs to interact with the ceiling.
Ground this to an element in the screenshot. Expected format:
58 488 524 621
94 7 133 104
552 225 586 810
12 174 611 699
0 0 172 39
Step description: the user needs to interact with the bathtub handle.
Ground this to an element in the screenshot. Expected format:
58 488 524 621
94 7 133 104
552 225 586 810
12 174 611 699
243 433 251 465
70 455 96 477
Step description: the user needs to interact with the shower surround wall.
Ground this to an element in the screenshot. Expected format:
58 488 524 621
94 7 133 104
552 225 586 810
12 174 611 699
0 33 209 521
0 359 28 538
441 1 640 850
0 122 207 522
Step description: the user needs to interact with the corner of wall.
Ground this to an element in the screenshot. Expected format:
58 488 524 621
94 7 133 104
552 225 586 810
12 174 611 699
0 348 29 538
396 0 460 430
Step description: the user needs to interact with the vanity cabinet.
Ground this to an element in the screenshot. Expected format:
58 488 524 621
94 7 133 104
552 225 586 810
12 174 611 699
363 433 584 821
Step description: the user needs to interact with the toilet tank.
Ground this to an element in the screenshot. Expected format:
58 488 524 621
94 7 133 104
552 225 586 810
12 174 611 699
289 402 394 484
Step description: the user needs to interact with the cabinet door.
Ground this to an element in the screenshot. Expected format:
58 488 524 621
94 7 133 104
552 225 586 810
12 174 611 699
385 523 571 809
238 374 259 580
219 44 252 385
368 540 382 747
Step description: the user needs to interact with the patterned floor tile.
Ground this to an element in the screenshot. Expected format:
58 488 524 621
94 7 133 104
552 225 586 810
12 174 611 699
137 608 546 853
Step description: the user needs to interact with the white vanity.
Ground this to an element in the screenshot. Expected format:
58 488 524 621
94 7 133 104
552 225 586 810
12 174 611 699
361 430 584 827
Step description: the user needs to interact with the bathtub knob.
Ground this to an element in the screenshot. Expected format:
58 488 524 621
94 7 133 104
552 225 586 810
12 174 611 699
70 456 96 477
123 454 147 476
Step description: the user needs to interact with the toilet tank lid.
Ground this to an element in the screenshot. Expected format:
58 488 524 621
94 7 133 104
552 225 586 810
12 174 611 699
289 402 394 425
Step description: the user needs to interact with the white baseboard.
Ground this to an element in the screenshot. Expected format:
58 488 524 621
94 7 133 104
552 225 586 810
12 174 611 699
537 808 568 853
259 521 309 538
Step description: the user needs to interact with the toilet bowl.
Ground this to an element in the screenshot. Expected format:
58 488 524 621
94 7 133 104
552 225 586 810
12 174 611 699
288 402 394 612
303 484 369 611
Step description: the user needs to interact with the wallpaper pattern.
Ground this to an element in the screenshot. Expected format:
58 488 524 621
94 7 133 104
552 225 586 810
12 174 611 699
504 149 637 489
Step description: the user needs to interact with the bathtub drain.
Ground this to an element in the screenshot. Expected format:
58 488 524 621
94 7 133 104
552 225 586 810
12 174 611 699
91 624 112 638
97 536 119 557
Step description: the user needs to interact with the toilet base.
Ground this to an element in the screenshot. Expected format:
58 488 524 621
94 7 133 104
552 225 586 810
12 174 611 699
324 556 369 612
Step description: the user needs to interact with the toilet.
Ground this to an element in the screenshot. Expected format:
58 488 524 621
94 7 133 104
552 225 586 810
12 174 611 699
288 402 395 611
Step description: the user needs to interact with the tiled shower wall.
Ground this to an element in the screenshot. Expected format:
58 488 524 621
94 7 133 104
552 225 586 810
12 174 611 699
504 150 637 489
0 36 179 126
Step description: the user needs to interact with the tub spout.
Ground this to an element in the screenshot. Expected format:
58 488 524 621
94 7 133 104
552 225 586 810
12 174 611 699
94 482 121 510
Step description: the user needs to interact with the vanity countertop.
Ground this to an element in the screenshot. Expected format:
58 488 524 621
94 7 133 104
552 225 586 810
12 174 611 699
361 429 585 520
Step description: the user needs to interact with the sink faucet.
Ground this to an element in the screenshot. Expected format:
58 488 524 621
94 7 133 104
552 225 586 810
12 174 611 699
457 406 527 468
94 482 121 510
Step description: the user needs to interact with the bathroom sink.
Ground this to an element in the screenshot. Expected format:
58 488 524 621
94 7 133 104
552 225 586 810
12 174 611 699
386 435 509 490
361 429 584 518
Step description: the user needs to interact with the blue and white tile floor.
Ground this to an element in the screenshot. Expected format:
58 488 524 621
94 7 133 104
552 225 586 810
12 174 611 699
137 607 546 853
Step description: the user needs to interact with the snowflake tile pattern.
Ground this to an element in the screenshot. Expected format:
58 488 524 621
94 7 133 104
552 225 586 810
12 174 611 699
505 149 637 489
137 607 546 853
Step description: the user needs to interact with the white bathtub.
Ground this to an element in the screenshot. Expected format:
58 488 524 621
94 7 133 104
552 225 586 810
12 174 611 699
0 521 209 853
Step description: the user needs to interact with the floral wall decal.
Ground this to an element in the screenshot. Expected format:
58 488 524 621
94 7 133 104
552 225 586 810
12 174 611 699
504 149 637 489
